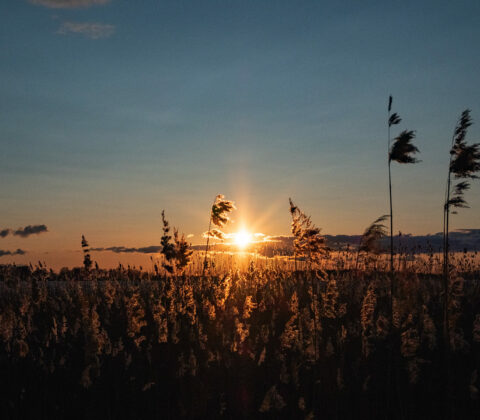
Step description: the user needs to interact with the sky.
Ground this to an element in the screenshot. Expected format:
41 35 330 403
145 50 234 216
1 0 480 268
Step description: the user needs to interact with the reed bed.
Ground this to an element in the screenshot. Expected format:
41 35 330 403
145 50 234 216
1 256 479 419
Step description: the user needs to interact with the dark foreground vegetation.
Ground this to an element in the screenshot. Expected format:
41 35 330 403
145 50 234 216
1 263 480 420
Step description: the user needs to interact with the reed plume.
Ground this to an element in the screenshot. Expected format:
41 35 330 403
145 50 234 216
389 130 419 164
202 228 225 241
173 229 193 273
203 194 236 274
211 194 236 227
355 215 388 270
161 210 176 273
81 235 92 271
161 210 193 274
289 198 326 268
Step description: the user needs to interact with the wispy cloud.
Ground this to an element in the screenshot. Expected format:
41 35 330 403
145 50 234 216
0 249 26 257
57 21 115 39
30 0 110 8
14 225 49 238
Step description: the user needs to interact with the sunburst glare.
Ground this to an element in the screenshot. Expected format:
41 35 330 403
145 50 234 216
233 230 252 249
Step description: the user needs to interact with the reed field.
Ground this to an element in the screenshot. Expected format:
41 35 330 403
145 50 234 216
1 248 480 420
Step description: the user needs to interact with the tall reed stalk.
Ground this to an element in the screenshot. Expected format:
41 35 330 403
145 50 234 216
202 194 236 275
443 109 479 353
387 96 419 325
387 96 396 272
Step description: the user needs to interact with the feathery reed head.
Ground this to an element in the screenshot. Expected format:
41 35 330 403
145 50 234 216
289 198 298 216
161 210 193 273
389 113 402 127
288 198 326 264
211 194 236 227
81 235 92 270
389 130 420 164
359 215 388 254
203 229 225 241
447 181 470 212
161 211 176 271
453 109 473 146
450 110 479 179
448 110 480 214
173 229 193 272
450 143 480 179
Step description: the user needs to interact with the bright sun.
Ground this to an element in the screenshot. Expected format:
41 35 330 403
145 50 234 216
234 230 252 249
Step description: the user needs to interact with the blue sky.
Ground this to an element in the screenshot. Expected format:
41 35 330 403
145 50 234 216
1 0 480 264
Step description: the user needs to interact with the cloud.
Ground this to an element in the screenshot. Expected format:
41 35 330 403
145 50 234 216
14 225 48 238
263 231 480 253
30 0 110 8
84 229 480 257
263 235 292 243
91 246 162 254
0 229 11 238
0 225 49 238
187 234 194 239
57 21 115 39
0 249 26 257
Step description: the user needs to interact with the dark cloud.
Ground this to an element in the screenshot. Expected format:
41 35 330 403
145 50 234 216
14 225 48 238
0 229 11 238
91 246 162 254
0 249 26 257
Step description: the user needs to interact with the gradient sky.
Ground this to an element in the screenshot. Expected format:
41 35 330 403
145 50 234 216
1 0 480 267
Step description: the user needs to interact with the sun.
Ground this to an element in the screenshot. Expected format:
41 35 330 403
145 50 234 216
234 230 252 249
